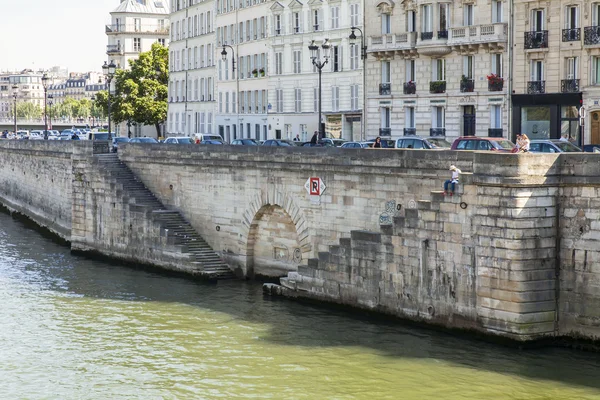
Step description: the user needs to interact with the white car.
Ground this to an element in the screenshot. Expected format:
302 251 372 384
48 130 60 140
16 130 29 140
164 136 195 144
29 130 44 140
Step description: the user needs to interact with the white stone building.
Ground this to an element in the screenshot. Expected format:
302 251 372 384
268 0 364 141
0 70 46 121
365 0 508 142
214 0 271 142
167 0 216 137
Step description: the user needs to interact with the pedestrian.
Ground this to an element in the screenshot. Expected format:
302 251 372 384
373 137 382 148
310 131 318 144
293 134 300 142
444 165 461 196
519 133 530 153
560 134 569 142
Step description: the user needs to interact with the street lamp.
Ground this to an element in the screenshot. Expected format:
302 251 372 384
11 84 18 134
91 95 96 128
102 60 117 140
221 45 236 75
349 27 367 142
309 39 331 140
48 95 53 127
221 45 240 141
42 73 49 139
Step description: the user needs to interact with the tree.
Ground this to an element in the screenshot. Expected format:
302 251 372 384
105 43 168 137
10 102 42 120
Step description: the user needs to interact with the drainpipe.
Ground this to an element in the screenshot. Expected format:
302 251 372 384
507 0 514 139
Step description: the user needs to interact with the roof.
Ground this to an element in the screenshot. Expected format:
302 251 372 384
111 0 170 15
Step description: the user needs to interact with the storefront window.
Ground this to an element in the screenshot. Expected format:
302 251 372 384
521 107 551 139
561 106 580 145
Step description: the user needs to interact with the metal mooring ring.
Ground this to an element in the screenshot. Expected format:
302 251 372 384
460 202 468 210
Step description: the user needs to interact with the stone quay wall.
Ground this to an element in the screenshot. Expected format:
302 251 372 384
0 141 72 240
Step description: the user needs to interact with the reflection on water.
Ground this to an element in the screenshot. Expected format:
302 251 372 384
1 212 600 399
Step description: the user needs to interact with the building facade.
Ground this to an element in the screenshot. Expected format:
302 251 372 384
267 0 364 141
365 0 508 142
0 70 46 122
167 0 216 137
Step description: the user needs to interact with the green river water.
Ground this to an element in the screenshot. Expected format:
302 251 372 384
1 212 600 399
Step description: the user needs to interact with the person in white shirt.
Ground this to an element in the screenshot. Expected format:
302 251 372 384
444 165 462 196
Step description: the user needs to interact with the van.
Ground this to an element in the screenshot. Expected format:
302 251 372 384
193 133 224 143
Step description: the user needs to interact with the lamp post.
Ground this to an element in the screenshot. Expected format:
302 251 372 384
349 27 367 142
48 95 53 128
221 45 239 142
102 60 117 140
309 39 331 140
11 84 18 134
42 73 49 139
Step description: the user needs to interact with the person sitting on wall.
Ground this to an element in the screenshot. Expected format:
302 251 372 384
443 165 461 196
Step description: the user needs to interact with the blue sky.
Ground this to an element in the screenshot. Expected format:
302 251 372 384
0 0 116 73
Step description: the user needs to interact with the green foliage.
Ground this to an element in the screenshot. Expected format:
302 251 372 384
9 102 42 119
105 43 169 136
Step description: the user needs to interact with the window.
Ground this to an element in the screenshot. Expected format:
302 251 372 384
463 55 474 79
331 86 339 111
275 52 283 75
134 18 141 32
381 107 390 129
593 3 600 26
565 6 578 29
593 56 600 84
350 44 359 70
293 50 302 73
219 92 223 113
207 112 212 133
276 89 283 112
294 88 302 112
350 85 359 110
381 13 391 34
491 53 502 77
330 6 339 29
439 3 449 32
405 59 415 81
464 4 474 26
225 92 230 113
433 106 445 128
331 46 342 72
350 4 360 27
275 14 282 35
381 61 391 83
313 9 321 31
566 57 578 79
492 0 503 23
406 107 415 128
490 105 502 129
433 59 445 81
313 88 318 112
293 11 302 33
407 10 416 32
532 9 545 31
422 5 432 33
134 38 141 52
530 60 544 81
158 38 165 46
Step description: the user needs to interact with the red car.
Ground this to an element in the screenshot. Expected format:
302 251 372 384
450 136 516 152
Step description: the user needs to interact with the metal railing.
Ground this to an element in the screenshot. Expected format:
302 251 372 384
488 79 504 91
561 79 580 93
527 80 546 94
421 31 433 40
488 128 503 137
403 82 416 94
524 31 548 49
379 83 391 95
403 128 416 136
430 128 446 137
106 44 122 54
562 28 580 42
460 79 475 92
105 24 169 35
437 30 448 39
430 81 446 94
379 128 391 136
584 26 600 45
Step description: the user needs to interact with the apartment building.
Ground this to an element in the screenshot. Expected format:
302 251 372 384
267 0 364 141
0 71 46 121
168 0 216 136
365 0 508 142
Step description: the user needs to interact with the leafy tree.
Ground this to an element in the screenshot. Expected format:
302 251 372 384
10 102 42 120
105 43 168 137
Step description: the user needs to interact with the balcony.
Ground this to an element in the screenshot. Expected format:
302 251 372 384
524 31 548 49
430 128 446 137
421 31 433 40
430 81 446 94
417 30 451 56
403 81 416 94
527 81 546 94
368 32 417 56
404 128 416 136
561 79 580 93
488 128 503 138
106 44 123 55
584 26 600 46
379 128 392 137
379 83 391 95
460 79 475 93
437 30 448 39
562 28 580 42
448 23 508 50
488 77 504 91
105 24 169 35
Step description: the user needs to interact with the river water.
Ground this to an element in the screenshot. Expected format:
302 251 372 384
1 212 600 399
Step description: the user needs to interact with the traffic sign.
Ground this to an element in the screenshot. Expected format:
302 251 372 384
579 106 587 118
304 177 326 196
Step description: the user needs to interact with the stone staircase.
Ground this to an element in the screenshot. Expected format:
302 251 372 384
94 153 234 280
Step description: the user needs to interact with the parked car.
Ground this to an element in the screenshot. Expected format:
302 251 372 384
321 138 348 147
231 138 260 145
129 137 159 144
16 130 29 140
365 138 395 148
88 132 111 141
194 134 224 143
583 144 600 153
28 130 44 140
529 139 582 153
263 139 296 146
200 139 225 145
395 136 452 149
48 130 61 140
164 137 195 144
451 136 516 152
111 137 130 152
340 142 370 148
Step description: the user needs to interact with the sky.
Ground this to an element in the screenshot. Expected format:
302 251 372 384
0 0 117 74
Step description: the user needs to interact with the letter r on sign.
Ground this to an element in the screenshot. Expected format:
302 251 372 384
310 178 320 196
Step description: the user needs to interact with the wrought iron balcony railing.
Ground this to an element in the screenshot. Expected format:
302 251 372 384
379 128 392 136
561 79 580 93
404 128 416 136
430 128 446 137
379 83 391 95
421 31 433 40
488 79 504 91
488 128 503 138
584 26 600 45
460 79 475 93
403 82 416 94
430 80 446 94
524 31 548 49
527 80 546 94
562 28 580 42
437 30 448 39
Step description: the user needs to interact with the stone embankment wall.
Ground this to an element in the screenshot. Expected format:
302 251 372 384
0 141 72 240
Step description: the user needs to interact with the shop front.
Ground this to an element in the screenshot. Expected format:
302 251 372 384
511 93 582 146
